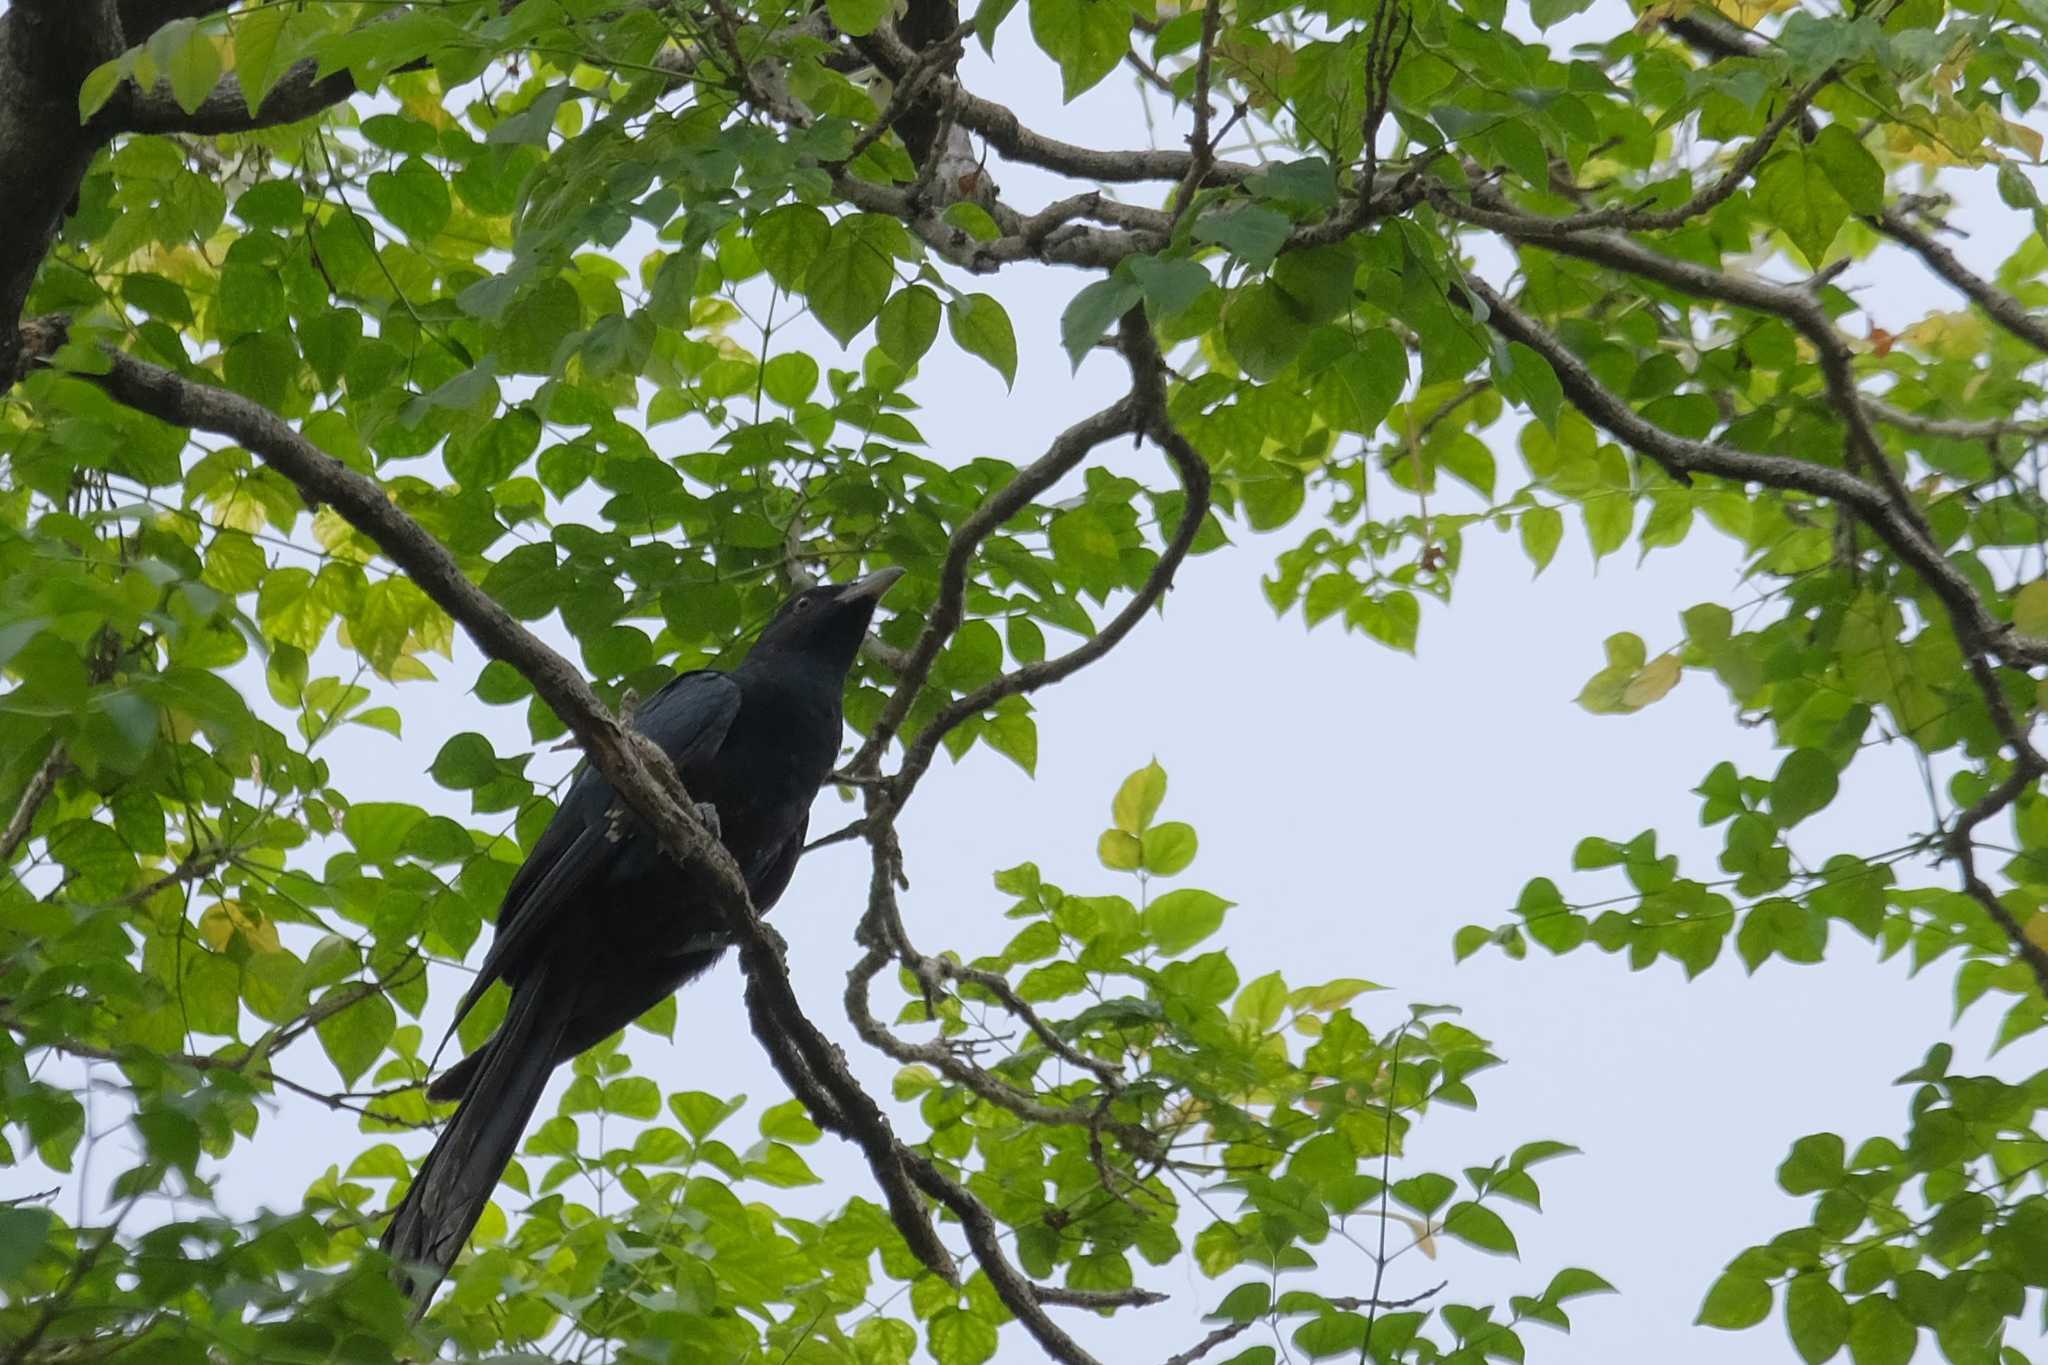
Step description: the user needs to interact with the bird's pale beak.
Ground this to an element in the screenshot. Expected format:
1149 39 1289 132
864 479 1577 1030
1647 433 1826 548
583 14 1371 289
837 566 906 604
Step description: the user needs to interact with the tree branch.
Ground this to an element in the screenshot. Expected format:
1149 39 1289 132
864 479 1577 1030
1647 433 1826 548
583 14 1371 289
1438 198 2048 678
1464 273 2048 992
851 393 1145 774
1876 201 2048 357
104 57 360 135
0 0 125 381
858 24 1256 188
40 337 981 1293
892 312 1213 796
0 743 65 870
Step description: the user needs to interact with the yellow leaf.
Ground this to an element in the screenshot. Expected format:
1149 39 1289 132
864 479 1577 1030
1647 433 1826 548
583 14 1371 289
1622 654 1683 708
2016 582 2048 638
1111 761 1167 835
1896 310 1990 361
2026 913 2048 954
1998 118 2044 161
1712 0 1798 23
1379 1210 1438 1260
1098 829 1142 871
313 506 375 563
198 899 281 953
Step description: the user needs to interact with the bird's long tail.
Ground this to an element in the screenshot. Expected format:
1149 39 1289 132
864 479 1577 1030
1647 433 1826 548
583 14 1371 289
381 963 569 1309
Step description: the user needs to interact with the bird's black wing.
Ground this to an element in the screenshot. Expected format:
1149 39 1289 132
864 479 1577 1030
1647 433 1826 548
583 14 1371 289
746 810 810 914
442 670 741 1037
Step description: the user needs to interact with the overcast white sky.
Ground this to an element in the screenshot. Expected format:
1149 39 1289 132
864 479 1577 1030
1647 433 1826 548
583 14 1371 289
8 3 2041 1360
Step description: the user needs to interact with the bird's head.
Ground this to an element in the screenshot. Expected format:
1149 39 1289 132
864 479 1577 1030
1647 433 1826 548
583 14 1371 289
745 566 906 675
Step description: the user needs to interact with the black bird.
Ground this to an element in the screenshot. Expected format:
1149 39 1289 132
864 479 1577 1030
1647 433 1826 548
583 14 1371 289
380 566 904 1304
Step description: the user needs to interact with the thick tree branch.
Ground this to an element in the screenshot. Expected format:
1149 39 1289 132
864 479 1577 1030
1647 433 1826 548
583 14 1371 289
0 0 126 382
105 57 360 135
116 0 235 32
31 338 976 1288
859 24 1255 188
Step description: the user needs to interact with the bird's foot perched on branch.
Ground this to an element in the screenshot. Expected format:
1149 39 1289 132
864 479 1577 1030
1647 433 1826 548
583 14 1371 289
695 800 723 842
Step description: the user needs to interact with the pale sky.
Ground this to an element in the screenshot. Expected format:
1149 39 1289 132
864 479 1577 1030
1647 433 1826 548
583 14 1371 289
7 4 2038 1361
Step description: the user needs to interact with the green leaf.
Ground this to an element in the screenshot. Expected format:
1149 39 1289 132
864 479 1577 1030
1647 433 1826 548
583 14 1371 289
1249 158 1338 210
1127 255 1212 318
1027 0 1129 100
668 1090 744 1139
755 204 832 292
1771 749 1839 827
1232 970 1287 1031
1318 328 1407 434
1194 206 1293 270
1222 282 1311 382
762 352 819 407
167 23 224 115
878 285 943 368
1113 761 1167 833
928 1308 998 1365
1778 1132 1845 1194
948 293 1018 387
760 1099 822 1144
218 262 287 336
316 988 397 1087
79 57 126 120
365 157 451 241
829 0 892 36
487 84 574 144
496 277 582 375
1145 888 1232 954
2012 581 2048 636
0 1207 53 1282
1392 1172 1455 1215
430 734 497 792
603 1076 661 1119
1755 147 1849 268
1521 505 1563 573
1060 277 1141 369
747 1140 820 1186
1698 1271 1773 1330
1809 125 1884 216
1845 1295 1913 1365
1099 829 1142 870
1547 1267 1616 1301
1503 342 1563 431
1997 161 2039 210
1212 1281 1273 1322
1271 245 1356 324
1786 1274 1850 1364
1530 0 1593 26
806 217 896 345
233 5 297 115
1443 1201 1518 1256
1142 821 1197 876
975 0 1021 50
